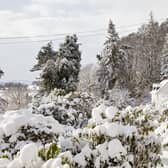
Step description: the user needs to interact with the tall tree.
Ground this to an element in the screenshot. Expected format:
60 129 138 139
161 34 168 80
39 35 81 93
96 20 127 97
143 12 160 83
55 34 81 92
31 42 56 72
120 13 165 96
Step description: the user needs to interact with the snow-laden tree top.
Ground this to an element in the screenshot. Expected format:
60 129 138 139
31 35 81 93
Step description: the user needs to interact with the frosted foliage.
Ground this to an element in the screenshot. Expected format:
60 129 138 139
32 90 95 128
161 34 168 80
97 20 127 97
0 109 63 157
40 35 81 93
31 42 56 72
56 35 81 93
0 100 167 167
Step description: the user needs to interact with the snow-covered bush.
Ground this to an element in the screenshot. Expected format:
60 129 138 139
40 105 162 168
0 109 63 158
39 104 162 167
32 90 95 128
65 104 162 168
111 105 162 167
0 102 165 167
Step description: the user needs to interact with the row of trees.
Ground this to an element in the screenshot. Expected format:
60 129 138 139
29 15 168 99
2 14 168 101
121 14 168 95
79 14 168 98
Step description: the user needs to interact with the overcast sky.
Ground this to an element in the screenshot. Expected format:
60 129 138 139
0 0 168 83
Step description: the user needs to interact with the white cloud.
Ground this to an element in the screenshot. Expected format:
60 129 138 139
0 0 167 37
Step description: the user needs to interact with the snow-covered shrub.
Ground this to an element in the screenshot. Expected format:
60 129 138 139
39 104 162 167
1 143 43 168
0 109 63 158
66 104 162 167
111 105 162 167
32 90 95 128
0 102 164 167
154 107 168 166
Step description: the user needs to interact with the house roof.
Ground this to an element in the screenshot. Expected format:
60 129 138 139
155 79 168 94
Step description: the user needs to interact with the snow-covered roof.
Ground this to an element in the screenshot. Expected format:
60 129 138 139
160 79 168 87
152 79 168 94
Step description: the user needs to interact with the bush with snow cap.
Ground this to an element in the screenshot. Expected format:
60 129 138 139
0 109 63 158
68 104 162 167
0 102 165 167
32 90 95 128
111 105 162 167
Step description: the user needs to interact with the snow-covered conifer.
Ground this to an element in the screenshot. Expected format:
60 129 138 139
32 35 81 93
56 34 81 93
96 20 127 97
40 59 58 93
31 42 56 72
161 34 168 80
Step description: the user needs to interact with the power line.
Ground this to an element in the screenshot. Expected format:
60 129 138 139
0 26 145 45
0 29 106 40
0 28 139 45
0 17 166 44
0 23 142 40
0 25 141 40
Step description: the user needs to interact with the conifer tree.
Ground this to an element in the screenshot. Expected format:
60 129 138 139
55 34 81 92
96 20 127 97
143 12 160 83
36 35 81 93
40 59 58 92
31 42 56 72
161 34 168 80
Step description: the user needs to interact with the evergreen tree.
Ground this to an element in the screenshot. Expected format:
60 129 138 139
96 20 127 97
40 35 81 93
31 42 56 72
41 60 58 92
143 12 160 83
55 34 81 92
161 34 168 80
120 13 165 95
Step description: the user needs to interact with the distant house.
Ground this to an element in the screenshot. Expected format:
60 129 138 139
151 79 168 108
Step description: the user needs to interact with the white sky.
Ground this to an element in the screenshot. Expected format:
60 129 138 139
0 0 168 82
